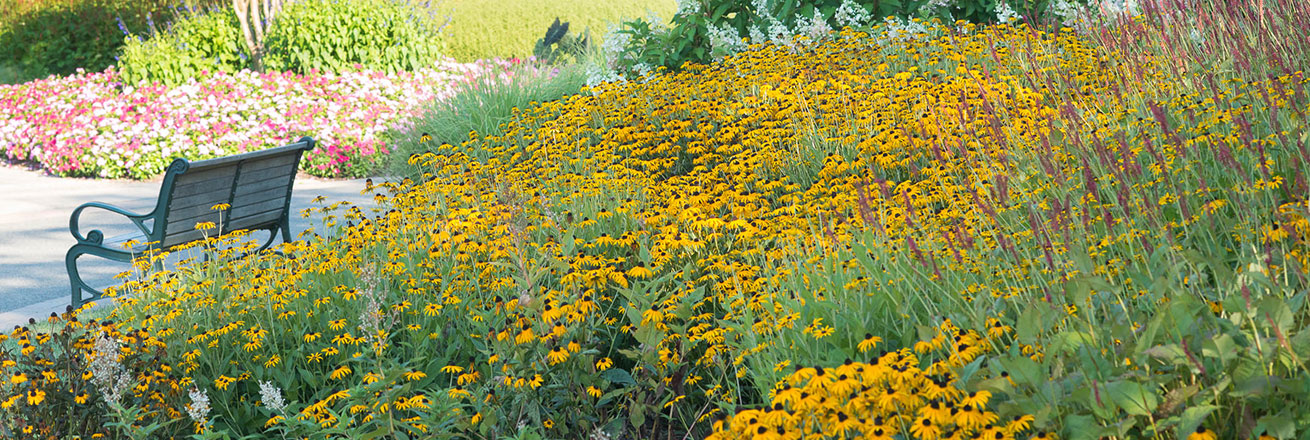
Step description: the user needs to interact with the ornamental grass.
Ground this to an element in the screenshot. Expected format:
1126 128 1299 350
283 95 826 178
3 8 1310 440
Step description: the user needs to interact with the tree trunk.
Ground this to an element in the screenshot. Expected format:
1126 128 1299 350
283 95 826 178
232 0 286 71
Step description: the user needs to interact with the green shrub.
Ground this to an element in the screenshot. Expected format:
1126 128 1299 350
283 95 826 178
117 8 248 86
262 0 446 75
385 62 589 178
0 63 36 85
602 0 1085 79
0 0 223 78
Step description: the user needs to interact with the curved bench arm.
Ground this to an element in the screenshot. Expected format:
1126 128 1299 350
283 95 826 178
69 202 156 244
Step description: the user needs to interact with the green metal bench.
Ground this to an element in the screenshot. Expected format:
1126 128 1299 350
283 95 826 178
66 137 316 307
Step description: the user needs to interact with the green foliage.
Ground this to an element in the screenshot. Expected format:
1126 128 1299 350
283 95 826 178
606 0 1082 78
0 0 223 78
262 0 446 75
117 8 248 86
533 18 590 65
0 63 36 85
385 63 589 178
436 0 675 61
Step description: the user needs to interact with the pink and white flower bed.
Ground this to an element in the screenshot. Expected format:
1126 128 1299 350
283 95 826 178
0 58 523 179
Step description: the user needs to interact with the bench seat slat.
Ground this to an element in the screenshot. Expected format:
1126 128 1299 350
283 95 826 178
226 210 285 230
171 174 239 200
165 193 286 233
234 166 297 189
167 192 234 217
103 231 151 253
171 164 240 184
234 154 299 173
163 203 229 229
233 175 294 198
160 210 286 247
167 170 294 216
228 197 290 221
183 141 309 171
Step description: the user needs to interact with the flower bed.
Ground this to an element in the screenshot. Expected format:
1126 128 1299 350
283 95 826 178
3 10 1310 440
0 58 525 179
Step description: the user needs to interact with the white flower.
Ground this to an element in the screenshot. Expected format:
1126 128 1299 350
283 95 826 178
675 0 700 16
879 16 931 43
767 18 793 48
749 25 767 45
707 22 745 58
835 0 872 28
259 380 287 413
632 63 654 79
921 0 952 14
584 63 625 89
187 388 211 422
600 24 633 65
800 11 832 43
995 1 1021 24
89 336 133 405
647 10 668 32
1189 26 1205 45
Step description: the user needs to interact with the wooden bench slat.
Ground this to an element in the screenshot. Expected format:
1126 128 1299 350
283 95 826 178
162 203 228 229
236 167 297 188
103 231 151 253
166 185 290 235
226 210 285 230
169 193 231 213
160 204 287 247
233 184 292 206
171 164 240 184
170 155 295 198
164 195 284 235
227 197 289 220
235 154 299 173
233 173 294 197
161 210 285 247
183 141 310 171
167 173 290 213
171 174 239 200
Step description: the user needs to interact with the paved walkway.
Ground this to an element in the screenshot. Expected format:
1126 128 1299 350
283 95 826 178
0 162 378 328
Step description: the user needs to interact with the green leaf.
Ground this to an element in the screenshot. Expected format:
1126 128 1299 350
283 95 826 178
1107 380 1159 417
1076 383 1118 420
1016 304 1045 344
601 368 636 387
999 354 1042 387
956 355 986 384
1064 414 1114 440
1256 413 1296 439
1201 333 1238 364
1050 330 1095 354
629 403 646 428
596 387 630 407
1174 405 1218 438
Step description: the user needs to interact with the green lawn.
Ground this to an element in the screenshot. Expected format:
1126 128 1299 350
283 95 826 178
437 0 675 61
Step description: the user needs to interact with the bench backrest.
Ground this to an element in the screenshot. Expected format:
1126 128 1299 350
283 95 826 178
153 137 315 248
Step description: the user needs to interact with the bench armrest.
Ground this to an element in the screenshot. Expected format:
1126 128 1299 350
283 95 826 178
69 202 155 245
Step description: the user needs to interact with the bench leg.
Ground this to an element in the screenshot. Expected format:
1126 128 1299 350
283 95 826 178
252 217 294 255
66 244 134 308
67 246 101 308
279 216 293 244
